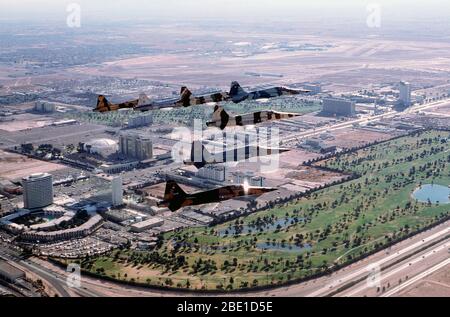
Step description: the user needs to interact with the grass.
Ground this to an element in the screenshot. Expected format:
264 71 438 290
72 130 450 290
67 97 321 128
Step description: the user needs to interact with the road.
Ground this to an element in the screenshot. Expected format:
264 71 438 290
339 239 449 297
381 258 450 297
0 245 100 297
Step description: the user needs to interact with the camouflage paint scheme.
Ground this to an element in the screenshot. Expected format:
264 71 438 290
94 95 140 112
184 141 289 169
93 86 230 113
158 180 276 212
206 105 301 130
228 81 309 103
93 82 308 113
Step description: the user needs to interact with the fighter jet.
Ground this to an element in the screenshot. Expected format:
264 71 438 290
184 141 289 169
158 180 276 212
176 86 230 107
93 87 230 113
93 95 139 112
206 105 302 130
228 81 309 103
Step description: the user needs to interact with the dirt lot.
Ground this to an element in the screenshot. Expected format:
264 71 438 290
323 127 396 149
0 150 66 181
399 264 450 297
0 113 54 132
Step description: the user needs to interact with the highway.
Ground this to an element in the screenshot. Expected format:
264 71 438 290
0 245 100 297
340 239 449 297
304 225 450 297
381 258 450 297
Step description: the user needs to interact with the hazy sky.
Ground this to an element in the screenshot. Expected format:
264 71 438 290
0 0 449 23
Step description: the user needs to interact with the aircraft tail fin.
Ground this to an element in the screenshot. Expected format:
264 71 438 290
229 81 249 102
179 86 193 107
163 180 187 212
189 141 213 169
207 105 230 130
94 95 113 112
138 93 151 106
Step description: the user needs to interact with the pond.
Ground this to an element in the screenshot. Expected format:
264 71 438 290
412 184 450 204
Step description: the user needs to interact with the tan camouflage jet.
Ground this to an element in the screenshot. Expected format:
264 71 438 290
93 87 230 113
158 180 276 212
206 105 301 130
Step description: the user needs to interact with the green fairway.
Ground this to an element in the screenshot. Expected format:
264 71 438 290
76 130 450 290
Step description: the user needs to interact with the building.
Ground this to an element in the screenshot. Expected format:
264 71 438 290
20 214 103 242
303 84 322 94
119 133 153 161
34 101 57 113
322 98 356 116
233 171 266 186
399 81 412 107
83 138 118 157
302 138 337 154
130 217 164 232
51 119 77 126
111 176 123 207
127 113 153 128
196 165 227 182
0 261 25 283
22 173 53 210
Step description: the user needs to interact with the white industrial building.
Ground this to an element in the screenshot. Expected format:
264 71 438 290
233 171 266 187
127 113 153 128
119 133 153 161
322 98 356 116
34 101 57 113
22 173 53 210
131 217 164 232
196 165 227 182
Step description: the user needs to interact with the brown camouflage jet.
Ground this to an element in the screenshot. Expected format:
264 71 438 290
93 95 140 112
93 87 230 113
206 105 301 130
158 180 276 212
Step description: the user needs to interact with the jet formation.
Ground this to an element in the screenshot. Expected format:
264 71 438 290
94 82 309 113
94 86 230 113
158 180 276 212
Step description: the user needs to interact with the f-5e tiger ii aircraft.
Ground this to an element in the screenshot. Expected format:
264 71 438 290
228 81 309 103
158 180 276 212
206 105 302 130
93 86 230 113
183 141 289 169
